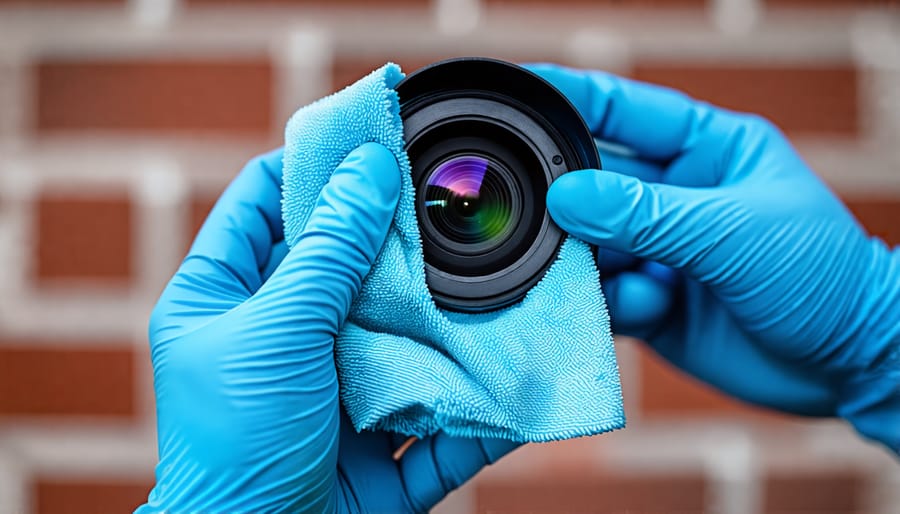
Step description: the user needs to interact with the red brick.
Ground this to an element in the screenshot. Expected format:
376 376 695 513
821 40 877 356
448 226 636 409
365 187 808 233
190 194 219 240
638 343 788 420
34 478 153 514
0 344 135 417
35 58 272 134
764 471 866 513
633 63 859 136
188 192 224 255
0 0 120 3
333 54 565 92
844 196 900 246
476 473 707 513
188 0 425 4
486 0 704 5
767 0 892 6
332 57 443 92
34 193 132 283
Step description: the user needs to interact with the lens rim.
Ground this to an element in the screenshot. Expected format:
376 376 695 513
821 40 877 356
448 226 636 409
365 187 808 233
397 57 601 312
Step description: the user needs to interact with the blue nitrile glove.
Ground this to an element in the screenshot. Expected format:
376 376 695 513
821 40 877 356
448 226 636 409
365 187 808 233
527 64 900 452
137 143 518 513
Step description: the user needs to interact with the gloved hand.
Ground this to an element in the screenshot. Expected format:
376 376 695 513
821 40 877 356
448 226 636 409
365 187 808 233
137 143 518 513
527 64 900 452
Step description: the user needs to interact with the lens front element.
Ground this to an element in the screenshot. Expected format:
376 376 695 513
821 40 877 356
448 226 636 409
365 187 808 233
424 155 519 254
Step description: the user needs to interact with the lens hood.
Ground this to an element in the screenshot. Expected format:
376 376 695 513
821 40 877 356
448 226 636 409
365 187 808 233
397 57 600 312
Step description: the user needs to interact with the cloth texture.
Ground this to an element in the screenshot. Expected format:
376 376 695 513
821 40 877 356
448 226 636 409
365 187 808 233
282 63 624 442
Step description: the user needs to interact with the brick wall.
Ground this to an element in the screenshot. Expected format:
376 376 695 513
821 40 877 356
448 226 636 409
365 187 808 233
1 1 899 513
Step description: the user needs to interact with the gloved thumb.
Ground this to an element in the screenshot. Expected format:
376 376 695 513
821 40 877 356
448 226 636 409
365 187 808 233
248 142 401 334
547 169 715 272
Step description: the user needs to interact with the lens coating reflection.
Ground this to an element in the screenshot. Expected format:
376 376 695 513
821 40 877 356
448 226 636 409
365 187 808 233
424 155 516 250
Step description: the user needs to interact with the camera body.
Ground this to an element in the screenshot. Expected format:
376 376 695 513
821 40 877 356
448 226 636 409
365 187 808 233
397 58 600 312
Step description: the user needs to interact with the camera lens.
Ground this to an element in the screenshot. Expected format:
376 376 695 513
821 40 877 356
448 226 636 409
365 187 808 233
397 57 600 312
423 154 519 254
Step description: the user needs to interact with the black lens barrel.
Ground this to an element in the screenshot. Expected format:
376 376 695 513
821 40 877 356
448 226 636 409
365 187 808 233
397 57 600 313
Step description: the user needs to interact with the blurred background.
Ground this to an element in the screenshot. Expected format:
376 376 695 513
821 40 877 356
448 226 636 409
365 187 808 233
0 0 899 512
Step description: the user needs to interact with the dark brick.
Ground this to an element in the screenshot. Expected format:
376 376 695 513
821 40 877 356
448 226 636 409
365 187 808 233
477 472 708 513
765 471 866 513
844 196 900 246
0 344 135 417
36 58 273 135
638 343 789 421
486 0 705 6
633 63 859 136
35 193 132 283
0 0 121 4
34 478 153 514
188 0 426 5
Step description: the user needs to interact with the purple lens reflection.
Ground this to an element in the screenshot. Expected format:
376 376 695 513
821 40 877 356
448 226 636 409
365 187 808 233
426 156 489 197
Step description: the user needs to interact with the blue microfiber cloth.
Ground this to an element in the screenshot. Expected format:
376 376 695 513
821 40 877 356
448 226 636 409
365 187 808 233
282 63 624 442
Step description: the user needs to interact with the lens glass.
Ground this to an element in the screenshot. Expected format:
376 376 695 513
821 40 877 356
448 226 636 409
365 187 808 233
423 155 518 252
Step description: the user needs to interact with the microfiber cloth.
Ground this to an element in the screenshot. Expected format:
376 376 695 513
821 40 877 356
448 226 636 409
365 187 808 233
282 63 624 442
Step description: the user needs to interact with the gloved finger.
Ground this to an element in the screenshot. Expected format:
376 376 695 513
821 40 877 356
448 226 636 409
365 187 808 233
578 150 665 275
547 169 720 277
525 63 737 164
153 148 285 320
400 434 520 512
602 271 674 336
248 143 401 336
